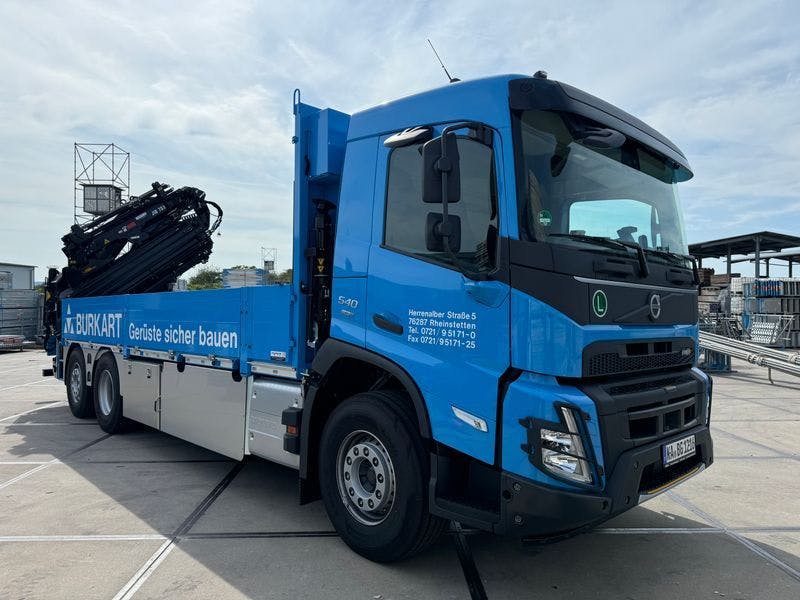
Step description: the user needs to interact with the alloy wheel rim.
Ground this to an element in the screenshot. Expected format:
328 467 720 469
69 364 82 401
97 370 114 416
335 430 396 526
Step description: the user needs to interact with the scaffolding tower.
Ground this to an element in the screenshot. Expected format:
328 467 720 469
74 143 131 224
261 247 277 283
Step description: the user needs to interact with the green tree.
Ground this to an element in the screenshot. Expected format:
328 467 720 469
188 267 222 290
274 268 292 283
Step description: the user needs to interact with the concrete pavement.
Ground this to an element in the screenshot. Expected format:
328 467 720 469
0 349 798 599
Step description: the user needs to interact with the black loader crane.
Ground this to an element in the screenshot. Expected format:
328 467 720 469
43 182 222 352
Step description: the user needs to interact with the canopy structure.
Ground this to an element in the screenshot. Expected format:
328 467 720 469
689 231 800 278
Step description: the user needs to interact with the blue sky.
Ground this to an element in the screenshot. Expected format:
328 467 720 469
1 0 799 279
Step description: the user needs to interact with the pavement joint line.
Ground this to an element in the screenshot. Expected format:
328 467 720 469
452 521 488 600
0 460 58 490
6 526 800 543
667 491 800 583
0 379 57 392
0 401 66 423
715 455 799 460
723 396 800 416
111 540 175 600
711 426 797 459
0 434 109 490
595 526 800 534
0 534 169 542
112 461 244 600
0 422 97 426
0 365 51 375
717 375 799 392
182 531 339 539
713 419 800 422
596 527 723 534
74 459 234 464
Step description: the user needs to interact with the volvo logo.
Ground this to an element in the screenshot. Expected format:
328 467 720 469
649 294 662 320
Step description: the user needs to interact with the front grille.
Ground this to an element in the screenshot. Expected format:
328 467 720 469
582 338 695 378
607 373 695 396
586 348 694 378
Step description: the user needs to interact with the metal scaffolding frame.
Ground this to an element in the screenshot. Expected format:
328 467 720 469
260 247 277 282
689 231 800 278
728 250 800 278
74 143 131 225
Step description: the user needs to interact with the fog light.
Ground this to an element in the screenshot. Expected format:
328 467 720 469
540 407 593 484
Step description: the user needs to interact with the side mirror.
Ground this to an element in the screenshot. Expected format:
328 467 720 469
422 132 460 204
425 212 461 253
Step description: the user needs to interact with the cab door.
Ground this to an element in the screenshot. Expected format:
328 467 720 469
366 127 510 465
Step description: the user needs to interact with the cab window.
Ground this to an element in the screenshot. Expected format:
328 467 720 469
383 138 497 271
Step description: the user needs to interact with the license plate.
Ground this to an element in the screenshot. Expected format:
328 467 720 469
662 434 696 467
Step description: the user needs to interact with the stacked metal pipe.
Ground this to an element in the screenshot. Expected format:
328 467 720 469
699 331 800 378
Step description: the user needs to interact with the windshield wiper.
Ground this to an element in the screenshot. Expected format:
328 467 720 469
616 239 649 277
547 233 649 277
644 247 691 266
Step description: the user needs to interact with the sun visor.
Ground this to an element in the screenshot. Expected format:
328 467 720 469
509 78 693 182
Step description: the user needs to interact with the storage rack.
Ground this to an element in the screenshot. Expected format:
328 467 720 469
730 277 800 347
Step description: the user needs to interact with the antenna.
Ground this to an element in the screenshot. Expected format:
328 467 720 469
427 39 460 83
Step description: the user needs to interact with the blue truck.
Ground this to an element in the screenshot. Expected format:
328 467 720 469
51 72 713 562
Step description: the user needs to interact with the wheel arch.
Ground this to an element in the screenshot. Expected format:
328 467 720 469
70 343 115 388
64 342 88 386
299 339 432 499
64 342 83 366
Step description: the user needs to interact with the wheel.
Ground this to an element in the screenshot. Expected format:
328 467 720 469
93 352 125 433
318 391 446 562
65 348 94 418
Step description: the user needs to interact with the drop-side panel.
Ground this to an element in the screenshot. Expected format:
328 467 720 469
160 362 247 459
117 356 161 429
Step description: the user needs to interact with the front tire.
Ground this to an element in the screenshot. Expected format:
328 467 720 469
319 391 446 562
93 353 125 433
65 349 94 418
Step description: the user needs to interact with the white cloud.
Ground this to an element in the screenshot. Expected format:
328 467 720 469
0 0 798 279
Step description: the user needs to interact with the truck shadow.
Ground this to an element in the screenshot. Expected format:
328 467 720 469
2 403 799 599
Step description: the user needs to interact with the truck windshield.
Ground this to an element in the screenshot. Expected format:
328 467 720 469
515 110 690 266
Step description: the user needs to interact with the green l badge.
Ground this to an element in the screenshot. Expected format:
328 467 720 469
592 290 608 318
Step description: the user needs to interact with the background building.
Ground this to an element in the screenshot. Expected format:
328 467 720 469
0 262 40 341
0 262 35 290
222 267 266 288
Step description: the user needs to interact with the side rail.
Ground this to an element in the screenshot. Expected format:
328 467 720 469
59 286 298 380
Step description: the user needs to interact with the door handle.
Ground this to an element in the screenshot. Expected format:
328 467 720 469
373 313 404 335
462 278 508 308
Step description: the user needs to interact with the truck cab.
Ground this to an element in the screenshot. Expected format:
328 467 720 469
293 73 712 555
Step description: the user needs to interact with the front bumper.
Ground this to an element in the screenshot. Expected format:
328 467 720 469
495 423 713 538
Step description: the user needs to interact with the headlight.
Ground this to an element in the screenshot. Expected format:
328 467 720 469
539 406 593 484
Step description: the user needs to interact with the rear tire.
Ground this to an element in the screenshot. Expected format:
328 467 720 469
93 352 125 434
65 349 94 418
318 391 446 562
